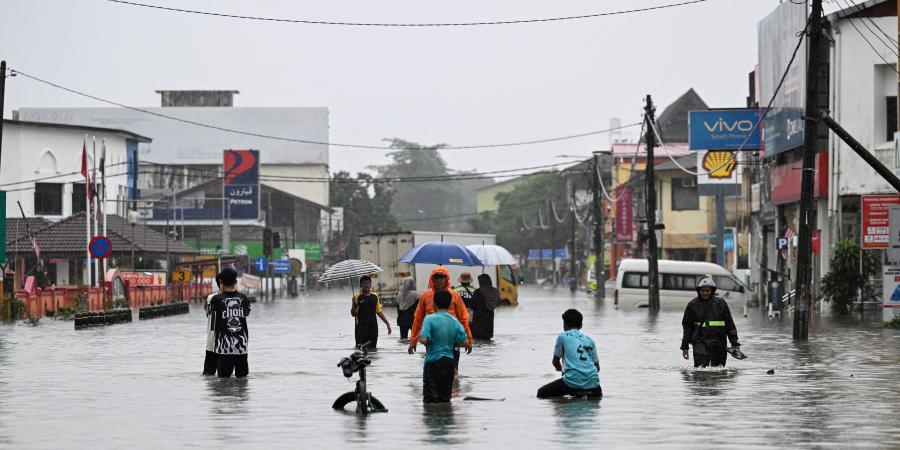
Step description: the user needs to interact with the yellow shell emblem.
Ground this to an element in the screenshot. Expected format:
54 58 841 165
702 151 737 179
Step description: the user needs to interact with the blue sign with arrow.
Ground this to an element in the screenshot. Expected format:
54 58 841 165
254 257 269 271
272 260 291 274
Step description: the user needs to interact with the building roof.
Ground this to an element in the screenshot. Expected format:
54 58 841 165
611 142 692 158
825 0 894 21
656 155 698 172
7 213 198 256
5 217 52 245
3 119 152 143
656 88 709 143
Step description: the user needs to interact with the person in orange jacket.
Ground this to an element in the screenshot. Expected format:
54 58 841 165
408 267 474 370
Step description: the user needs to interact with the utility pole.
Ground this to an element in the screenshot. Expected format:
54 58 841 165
569 178 577 293
795 0 823 340
549 199 557 287
644 95 660 311
0 61 7 175
592 153 606 299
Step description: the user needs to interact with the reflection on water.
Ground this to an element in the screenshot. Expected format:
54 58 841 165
0 286 897 448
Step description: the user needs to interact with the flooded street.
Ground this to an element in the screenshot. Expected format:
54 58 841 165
0 286 898 449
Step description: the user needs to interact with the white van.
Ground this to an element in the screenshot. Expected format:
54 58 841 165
614 259 751 308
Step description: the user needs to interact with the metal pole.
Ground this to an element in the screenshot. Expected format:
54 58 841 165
716 193 726 267
569 179 577 293
0 61 6 177
92 137 99 286
84 135 91 286
819 111 900 192
644 95 660 311
795 0 823 340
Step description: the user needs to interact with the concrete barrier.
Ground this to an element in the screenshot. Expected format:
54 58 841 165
138 302 190 320
74 308 133 330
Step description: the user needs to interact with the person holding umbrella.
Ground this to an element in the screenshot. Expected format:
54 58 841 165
351 275 392 350
408 267 473 372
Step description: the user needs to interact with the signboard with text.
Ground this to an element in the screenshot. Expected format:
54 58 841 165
223 149 260 220
759 2 807 156
614 186 633 242
861 195 900 249
689 109 761 150
882 267 900 309
119 271 166 286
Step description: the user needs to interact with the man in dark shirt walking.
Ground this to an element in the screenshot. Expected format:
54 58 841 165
209 268 252 378
680 277 740 368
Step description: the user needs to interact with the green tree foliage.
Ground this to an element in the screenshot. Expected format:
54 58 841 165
821 240 881 315
468 172 576 256
329 171 398 258
373 139 492 233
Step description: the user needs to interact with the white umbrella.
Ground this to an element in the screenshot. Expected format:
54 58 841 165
318 259 383 283
465 244 517 266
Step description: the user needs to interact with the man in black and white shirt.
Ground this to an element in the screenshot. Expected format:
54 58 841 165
203 274 222 375
209 268 252 378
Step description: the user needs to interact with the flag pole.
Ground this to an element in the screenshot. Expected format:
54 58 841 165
83 135 91 287
101 138 108 306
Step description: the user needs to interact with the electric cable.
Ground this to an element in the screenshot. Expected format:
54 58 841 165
108 0 709 27
836 0 900 75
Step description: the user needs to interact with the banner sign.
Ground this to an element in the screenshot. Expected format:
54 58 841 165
890 205 900 262
882 267 900 308
862 195 900 249
615 185 633 242
223 149 260 220
295 242 322 260
770 152 829 205
119 271 166 286
689 110 761 150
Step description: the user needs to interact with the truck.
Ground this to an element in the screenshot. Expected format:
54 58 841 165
357 231 519 306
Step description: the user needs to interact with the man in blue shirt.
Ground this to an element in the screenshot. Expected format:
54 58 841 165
537 309 603 398
419 290 468 403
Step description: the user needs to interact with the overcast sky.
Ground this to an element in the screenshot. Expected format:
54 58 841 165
1 0 829 176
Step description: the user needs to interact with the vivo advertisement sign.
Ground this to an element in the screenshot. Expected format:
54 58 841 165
689 110 762 151
224 149 260 220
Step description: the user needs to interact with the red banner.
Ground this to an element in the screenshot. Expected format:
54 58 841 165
862 195 900 249
615 186 633 242
770 152 829 205
119 271 166 286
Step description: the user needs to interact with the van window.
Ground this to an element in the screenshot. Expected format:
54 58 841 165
713 275 743 292
500 265 515 283
622 272 649 288
662 274 700 291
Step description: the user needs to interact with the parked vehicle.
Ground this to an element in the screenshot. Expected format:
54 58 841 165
614 259 750 308
358 231 519 306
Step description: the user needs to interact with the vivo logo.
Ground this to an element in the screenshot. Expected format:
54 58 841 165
704 118 755 133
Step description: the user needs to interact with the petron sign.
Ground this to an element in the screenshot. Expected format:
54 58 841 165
689 109 762 151
223 149 260 220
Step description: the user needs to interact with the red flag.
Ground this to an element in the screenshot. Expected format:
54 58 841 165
81 140 93 203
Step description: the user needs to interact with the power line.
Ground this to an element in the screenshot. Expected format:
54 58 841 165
108 0 709 27
836 0 900 75
11 67 640 151
845 0 899 51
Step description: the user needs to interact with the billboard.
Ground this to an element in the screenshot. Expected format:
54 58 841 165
758 2 807 156
689 110 762 150
615 186 633 242
16 107 329 165
224 150 260 220
770 152 829 205
861 195 900 249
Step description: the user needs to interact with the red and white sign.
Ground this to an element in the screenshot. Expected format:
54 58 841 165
861 195 900 249
119 271 166 286
240 273 261 290
615 186 633 242
770 152 829 205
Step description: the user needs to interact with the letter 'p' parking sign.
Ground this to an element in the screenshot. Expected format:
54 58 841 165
776 237 789 251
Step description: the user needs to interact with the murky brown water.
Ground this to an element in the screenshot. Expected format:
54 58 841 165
0 286 897 449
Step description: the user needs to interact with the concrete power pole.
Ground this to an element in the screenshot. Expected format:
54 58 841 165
795 0 824 340
644 95 660 311
592 153 605 299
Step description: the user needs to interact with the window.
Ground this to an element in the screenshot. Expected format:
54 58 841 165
500 265 515 283
663 273 701 291
72 183 86 214
622 272 649 289
671 177 699 211
713 275 743 293
34 183 63 215
887 96 898 142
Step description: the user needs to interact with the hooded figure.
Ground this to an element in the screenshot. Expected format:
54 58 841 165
396 277 419 340
408 267 473 360
471 274 501 340
680 276 740 368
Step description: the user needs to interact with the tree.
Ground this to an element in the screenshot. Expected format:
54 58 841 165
821 240 881 315
329 171 398 259
373 139 491 233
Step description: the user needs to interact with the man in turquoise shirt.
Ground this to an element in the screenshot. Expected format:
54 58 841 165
537 309 603 398
419 290 468 403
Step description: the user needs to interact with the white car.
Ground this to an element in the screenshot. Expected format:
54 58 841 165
614 259 751 308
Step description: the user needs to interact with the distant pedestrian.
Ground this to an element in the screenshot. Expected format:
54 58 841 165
455 272 475 312
471 274 501 340
202 274 222 376
537 309 602 399
396 277 419 340
680 277 740 368
419 290 468 403
408 267 473 374
209 268 252 378
351 275 392 350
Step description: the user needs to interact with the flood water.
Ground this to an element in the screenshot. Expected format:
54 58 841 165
0 286 898 449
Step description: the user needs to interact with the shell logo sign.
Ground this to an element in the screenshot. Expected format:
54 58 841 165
702 151 737 179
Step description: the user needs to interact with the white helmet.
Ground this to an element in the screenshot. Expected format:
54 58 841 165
697 276 717 295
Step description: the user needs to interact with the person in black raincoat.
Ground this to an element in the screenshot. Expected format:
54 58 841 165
680 276 741 367
471 274 501 340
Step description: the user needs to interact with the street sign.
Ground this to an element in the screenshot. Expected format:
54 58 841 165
172 268 192 283
776 237 789 251
272 260 291 274
254 257 269 271
89 236 113 259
